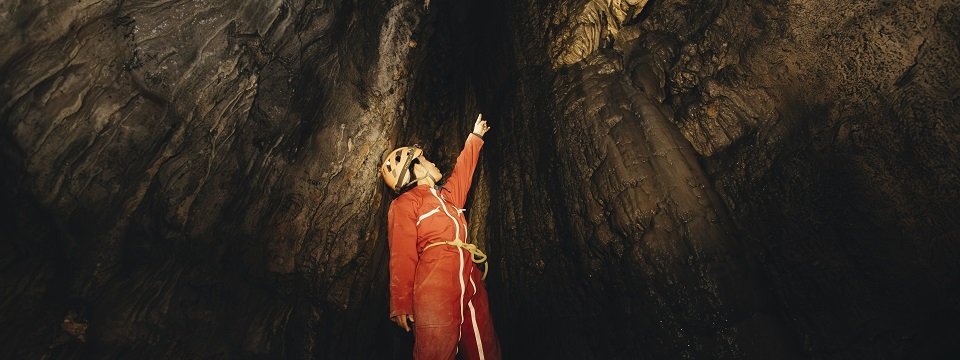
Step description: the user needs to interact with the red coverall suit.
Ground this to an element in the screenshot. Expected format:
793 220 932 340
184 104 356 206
388 133 501 360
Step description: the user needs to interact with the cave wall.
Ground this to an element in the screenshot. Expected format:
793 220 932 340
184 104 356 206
2 0 959 359
477 0 959 358
654 1 960 357
676 1 960 357
1 0 433 357
481 1 794 358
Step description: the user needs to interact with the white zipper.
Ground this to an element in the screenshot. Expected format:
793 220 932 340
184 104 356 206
430 187 466 342
430 188 460 241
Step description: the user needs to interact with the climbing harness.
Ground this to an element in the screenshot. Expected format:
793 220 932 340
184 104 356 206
424 239 490 280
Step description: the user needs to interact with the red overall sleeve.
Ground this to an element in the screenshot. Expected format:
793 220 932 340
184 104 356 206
441 133 484 208
387 198 418 318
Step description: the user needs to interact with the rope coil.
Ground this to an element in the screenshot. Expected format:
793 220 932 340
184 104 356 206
424 239 489 280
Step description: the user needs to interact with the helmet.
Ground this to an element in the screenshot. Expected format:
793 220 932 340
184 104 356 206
381 145 424 192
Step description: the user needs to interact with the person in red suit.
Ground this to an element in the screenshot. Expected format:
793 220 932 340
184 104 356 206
380 114 500 360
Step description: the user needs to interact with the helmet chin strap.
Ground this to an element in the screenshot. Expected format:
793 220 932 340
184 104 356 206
410 161 438 184
413 169 438 185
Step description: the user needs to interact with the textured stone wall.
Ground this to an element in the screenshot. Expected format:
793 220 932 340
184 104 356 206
480 0 959 358
1 0 432 357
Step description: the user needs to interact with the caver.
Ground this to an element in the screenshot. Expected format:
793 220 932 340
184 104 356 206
380 114 500 360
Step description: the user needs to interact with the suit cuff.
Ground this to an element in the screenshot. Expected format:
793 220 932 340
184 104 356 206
390 296 413 318
390 308 412 318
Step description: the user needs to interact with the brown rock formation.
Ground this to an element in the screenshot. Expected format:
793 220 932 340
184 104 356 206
1 0 957 358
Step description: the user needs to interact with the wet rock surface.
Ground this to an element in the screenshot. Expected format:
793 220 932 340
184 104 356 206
1 0 958 358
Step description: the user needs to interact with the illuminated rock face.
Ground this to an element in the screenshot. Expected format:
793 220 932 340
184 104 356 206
548 0 650 67
1 0 957 359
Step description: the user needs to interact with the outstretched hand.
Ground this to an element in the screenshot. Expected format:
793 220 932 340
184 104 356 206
473 113 491 137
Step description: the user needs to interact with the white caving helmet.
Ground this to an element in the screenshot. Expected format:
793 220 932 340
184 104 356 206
381 145 425 193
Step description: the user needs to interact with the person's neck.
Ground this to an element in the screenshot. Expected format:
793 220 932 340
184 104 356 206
416 177 436 187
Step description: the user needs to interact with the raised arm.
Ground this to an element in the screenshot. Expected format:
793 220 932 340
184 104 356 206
387 198 418 320
442 114 490 208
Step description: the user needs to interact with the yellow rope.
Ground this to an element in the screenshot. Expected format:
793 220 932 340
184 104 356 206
424 239 489 280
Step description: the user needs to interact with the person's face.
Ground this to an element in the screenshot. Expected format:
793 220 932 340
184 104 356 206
416 155 442 180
